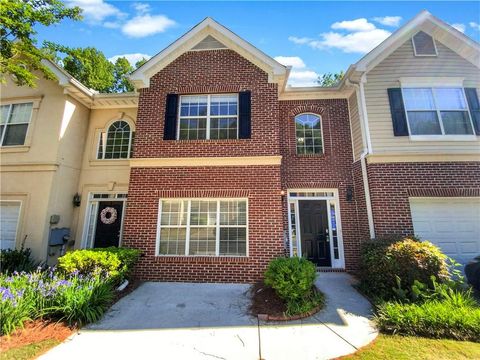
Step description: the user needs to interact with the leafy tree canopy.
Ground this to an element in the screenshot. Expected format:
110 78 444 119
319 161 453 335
0 0 82 87
317 71 345 87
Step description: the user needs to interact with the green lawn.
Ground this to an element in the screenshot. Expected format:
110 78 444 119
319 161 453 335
345 334 480 360
0 339 61 360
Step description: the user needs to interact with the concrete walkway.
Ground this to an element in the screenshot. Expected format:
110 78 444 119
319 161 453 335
40 273 377 360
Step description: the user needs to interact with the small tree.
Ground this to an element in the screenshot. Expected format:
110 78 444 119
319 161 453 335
0 0 82 87
317 71 345 87
112 57 134 93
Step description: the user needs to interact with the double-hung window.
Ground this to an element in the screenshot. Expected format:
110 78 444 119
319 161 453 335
178 94 238 140
402 87 474 136
0 103 33 146
158 199 247 256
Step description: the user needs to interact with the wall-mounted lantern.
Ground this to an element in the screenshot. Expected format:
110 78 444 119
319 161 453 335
73 193 81 207
346 186 354 202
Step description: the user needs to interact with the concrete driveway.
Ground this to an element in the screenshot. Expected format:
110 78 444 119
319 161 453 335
40 273 377 360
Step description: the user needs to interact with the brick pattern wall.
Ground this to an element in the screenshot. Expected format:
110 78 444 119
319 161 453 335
133 49 280 158
278 100 361 270
123 166 284 282
367 162 480 237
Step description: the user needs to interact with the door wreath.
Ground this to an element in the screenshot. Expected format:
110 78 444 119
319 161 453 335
100 207 117 225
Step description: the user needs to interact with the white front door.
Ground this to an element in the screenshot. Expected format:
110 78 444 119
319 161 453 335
0 202 21 250
409 198 480 265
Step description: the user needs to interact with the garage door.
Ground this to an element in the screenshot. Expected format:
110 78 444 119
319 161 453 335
0 202 21 250
410 198 480 265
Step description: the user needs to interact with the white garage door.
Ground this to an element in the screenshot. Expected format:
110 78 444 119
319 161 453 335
410 198 480 265
0 202 21 250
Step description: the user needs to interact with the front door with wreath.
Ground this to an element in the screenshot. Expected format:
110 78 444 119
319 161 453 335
93 201 123 248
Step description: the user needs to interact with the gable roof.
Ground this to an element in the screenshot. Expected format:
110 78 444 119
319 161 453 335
129 17 288 89
350 10 480 75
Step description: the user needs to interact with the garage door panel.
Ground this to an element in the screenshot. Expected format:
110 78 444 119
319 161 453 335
410 198 480 265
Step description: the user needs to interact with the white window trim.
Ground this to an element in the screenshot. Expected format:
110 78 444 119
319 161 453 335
401 86 477 140
156 198 249 257
96 120 134 160
0 102 34 147
176 94 239 140
0 200 23 250
287 189 345 269
294 112 325 155
81 192 128 249
412 32 438 57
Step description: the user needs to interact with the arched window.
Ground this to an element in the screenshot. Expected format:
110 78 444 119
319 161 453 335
295 113 323 155
97 120 134 159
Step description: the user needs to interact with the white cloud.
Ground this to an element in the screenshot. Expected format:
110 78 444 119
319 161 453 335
289 18 391 54
132 2 150 15
373 16 402 27
470 22 480 31
451 23 466 33
108 53 151 66
288 36 313 45
66 0 125 23
122 14 176 38
288 70 319 87
331 18 376 32
274 56 306 69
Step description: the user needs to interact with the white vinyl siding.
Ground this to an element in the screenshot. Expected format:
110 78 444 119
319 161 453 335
364 40 480 155
348 92 364 160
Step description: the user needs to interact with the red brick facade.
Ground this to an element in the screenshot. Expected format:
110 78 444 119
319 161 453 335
366 162 480 237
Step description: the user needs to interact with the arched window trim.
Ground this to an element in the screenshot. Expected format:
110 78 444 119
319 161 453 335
97 119 135 160
294 112 324 155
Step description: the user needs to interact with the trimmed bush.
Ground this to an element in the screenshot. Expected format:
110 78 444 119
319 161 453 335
0 247 39 274
359 237 450 300
58 247 140 284
264 257 322 315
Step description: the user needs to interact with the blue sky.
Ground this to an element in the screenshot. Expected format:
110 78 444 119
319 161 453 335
36 1 480 86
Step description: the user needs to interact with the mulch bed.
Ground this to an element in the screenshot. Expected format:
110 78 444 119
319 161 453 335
0 320 75 352
249 281 323 321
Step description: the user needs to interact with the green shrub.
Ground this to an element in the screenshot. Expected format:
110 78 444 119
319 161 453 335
264 257 322 315
58 247 140 284
0 247 39 274
359 236 450 300
375 295 480 341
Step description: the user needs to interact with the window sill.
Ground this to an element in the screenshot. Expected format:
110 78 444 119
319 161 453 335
154 255 249 263
168 139 249 143
409 135 478 142
0 145 30 153
89 159 131 167
294 153 325 158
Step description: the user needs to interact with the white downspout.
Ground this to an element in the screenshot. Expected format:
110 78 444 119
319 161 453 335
350 74 375 239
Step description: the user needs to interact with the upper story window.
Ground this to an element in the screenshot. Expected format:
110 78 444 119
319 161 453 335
402 88 474 136
295 113 323 155
0 103 33 146
412 31 437 56
157 198 247 256
97 120 134 159
178 94 238 140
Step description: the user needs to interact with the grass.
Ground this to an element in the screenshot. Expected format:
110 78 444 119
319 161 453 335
0 339 61 360
344 334 480 360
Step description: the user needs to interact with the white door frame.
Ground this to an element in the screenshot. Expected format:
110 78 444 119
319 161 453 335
81 192 128 249
287 189 345 269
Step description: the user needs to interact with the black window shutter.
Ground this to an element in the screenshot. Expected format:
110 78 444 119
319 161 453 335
465 88 480 135
387 88 409 136
238 91 251 139
163 94 178 140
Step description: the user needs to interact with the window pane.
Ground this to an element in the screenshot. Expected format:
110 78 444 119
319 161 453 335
295 114 322 155
159 228 186 255
179 118 207 140
9 103 32 124
441 111 473 135
189 227 216 255
2 124 28 145
220 200 246 225
180 96 208 116
190 200 217 226
403 88 435 110
407 111 442 135
210 95 238 116
434 88 467 110
160 200 188 226
210 118 238 139
219 228 246 256
1 105 10 125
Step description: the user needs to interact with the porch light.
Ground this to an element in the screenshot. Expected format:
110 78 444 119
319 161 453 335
280 190 286 196
346 187 353 202
73 193 81 207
